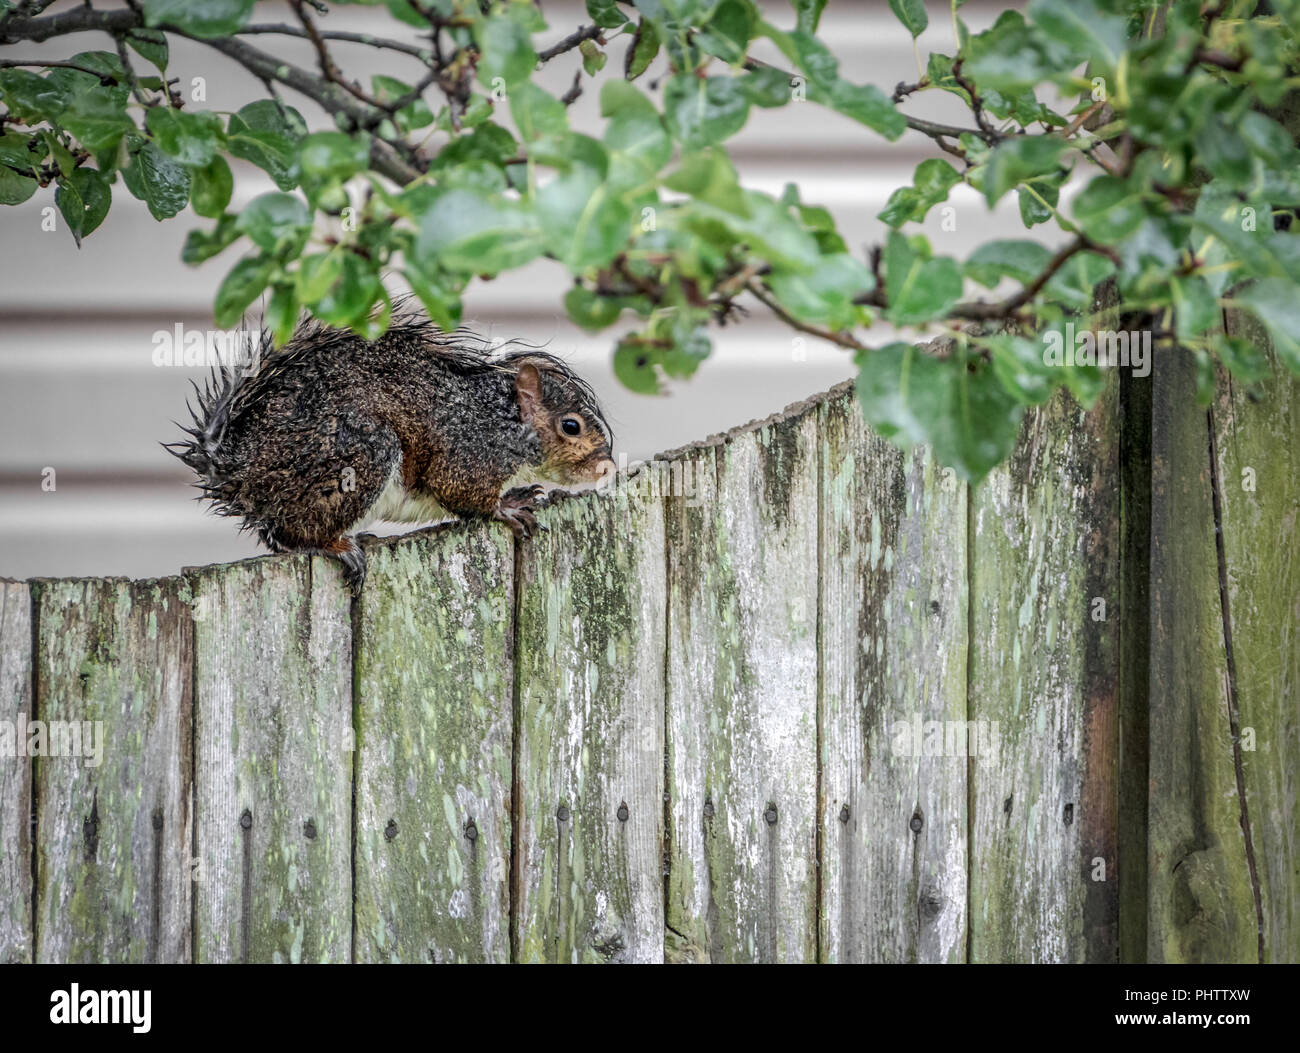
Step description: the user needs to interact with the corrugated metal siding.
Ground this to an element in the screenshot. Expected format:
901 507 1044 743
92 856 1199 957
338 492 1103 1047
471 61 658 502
0 0 1040 578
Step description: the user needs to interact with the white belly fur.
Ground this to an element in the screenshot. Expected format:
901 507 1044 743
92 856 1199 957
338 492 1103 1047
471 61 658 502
354 460 453 530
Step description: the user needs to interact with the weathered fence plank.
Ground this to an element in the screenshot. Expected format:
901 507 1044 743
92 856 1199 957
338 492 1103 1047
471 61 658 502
514 483 666 963
33 577 192 963
818 384 968 963
1209 315 1300 963
353 526 514 963
968 384 1122 962
190 556 352 963
1147 346 1259 963
664 404 820 963
0 580 33 963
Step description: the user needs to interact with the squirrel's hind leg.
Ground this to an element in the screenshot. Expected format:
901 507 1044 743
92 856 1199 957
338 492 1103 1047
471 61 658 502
261 527 368 596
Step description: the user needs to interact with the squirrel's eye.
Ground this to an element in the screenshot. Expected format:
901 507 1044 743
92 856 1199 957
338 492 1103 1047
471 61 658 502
560 416 583 437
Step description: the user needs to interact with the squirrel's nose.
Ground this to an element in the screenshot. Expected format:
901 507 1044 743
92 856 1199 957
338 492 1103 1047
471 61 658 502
593 458 617 484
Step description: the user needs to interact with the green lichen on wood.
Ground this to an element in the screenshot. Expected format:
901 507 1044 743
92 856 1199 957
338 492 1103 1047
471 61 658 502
1208 312 1300 963
189 555 351 963
818 385 968 963
33 576 192 963
665 406 820 963
0 581 33 963
968 380 1121 963
514 483 665 963
352 525 513 963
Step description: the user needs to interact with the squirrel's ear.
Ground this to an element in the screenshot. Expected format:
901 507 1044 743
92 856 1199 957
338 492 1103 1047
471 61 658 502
515 362 543 420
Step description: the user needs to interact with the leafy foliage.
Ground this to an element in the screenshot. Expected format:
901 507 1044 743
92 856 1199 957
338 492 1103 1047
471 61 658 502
2 0 1299 480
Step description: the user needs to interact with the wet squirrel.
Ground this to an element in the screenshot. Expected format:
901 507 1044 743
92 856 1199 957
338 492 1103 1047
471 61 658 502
168 313 615 592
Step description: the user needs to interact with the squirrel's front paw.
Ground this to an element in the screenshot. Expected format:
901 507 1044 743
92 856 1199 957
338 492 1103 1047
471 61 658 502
493 485 547 539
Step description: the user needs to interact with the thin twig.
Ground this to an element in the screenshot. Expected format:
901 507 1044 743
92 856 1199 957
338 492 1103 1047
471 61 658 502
747 281 868 352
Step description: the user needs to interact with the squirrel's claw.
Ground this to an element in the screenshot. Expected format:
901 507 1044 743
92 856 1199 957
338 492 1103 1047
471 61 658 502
494 485 546 539
335 539 368 597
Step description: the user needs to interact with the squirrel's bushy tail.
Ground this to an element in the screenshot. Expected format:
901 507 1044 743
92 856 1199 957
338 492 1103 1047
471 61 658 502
161 326 270 517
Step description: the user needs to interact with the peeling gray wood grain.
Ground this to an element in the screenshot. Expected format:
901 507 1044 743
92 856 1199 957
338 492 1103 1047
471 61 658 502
1147 346 1258 963
1205 313 1299 963
968 384 1121 963
353 526 513 963
34 576 192 963
818 384 968 963
0 581 33 962
190 556 352 963
665 404 820 963
514 482 665 963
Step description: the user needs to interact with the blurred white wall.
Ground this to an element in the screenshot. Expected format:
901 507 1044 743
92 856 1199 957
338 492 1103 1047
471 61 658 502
0 0 1041 579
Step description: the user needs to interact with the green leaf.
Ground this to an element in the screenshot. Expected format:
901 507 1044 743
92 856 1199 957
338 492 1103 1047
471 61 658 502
371 75 435 133
964 11 1068 90
182 214 240 264
766 253 874 328
888 0 928 38
59 90 135 154
226 101 306 191
125 29 169 73
295 252 345 305
1072 174 1146 242
982 136 1066 207
0 131 45 177
536 140 634 269
1171 275 1220 341
1043 251 1115 310
602 80 671 190
696 0 755 65
663 148 748 214
663 74 750 149
1027 0 1127 73
981 332 1062 406
878 158 961 227
817 80 906 140
884 231 963 325
586 0 629 28
412 187 544 275
214 255 272 328
511 82 568 141
614 337 664 394
298 132 370 183
855 342 1024 483
146 107 223 168
143 0 256 39
191 155 233 218
624 19 660 80
54 168 112 245
265 284 300 348
0 69 68 122
792 0 827 33
1234 278 1300 374
0 166 37 206
475 6 538 89
123 141 191 220
580 39 608 76
565 286 625 330
312 251 382 329
965 240 1052 288
235 192 312 256
741 66 793 108
402 262 464 332
1210 333 1271 385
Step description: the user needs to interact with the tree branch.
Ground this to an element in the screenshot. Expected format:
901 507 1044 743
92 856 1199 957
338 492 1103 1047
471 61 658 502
237 23 436 63
537 24 605 63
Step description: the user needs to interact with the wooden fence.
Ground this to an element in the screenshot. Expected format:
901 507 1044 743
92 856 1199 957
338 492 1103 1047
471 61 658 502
0 339 1296 964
